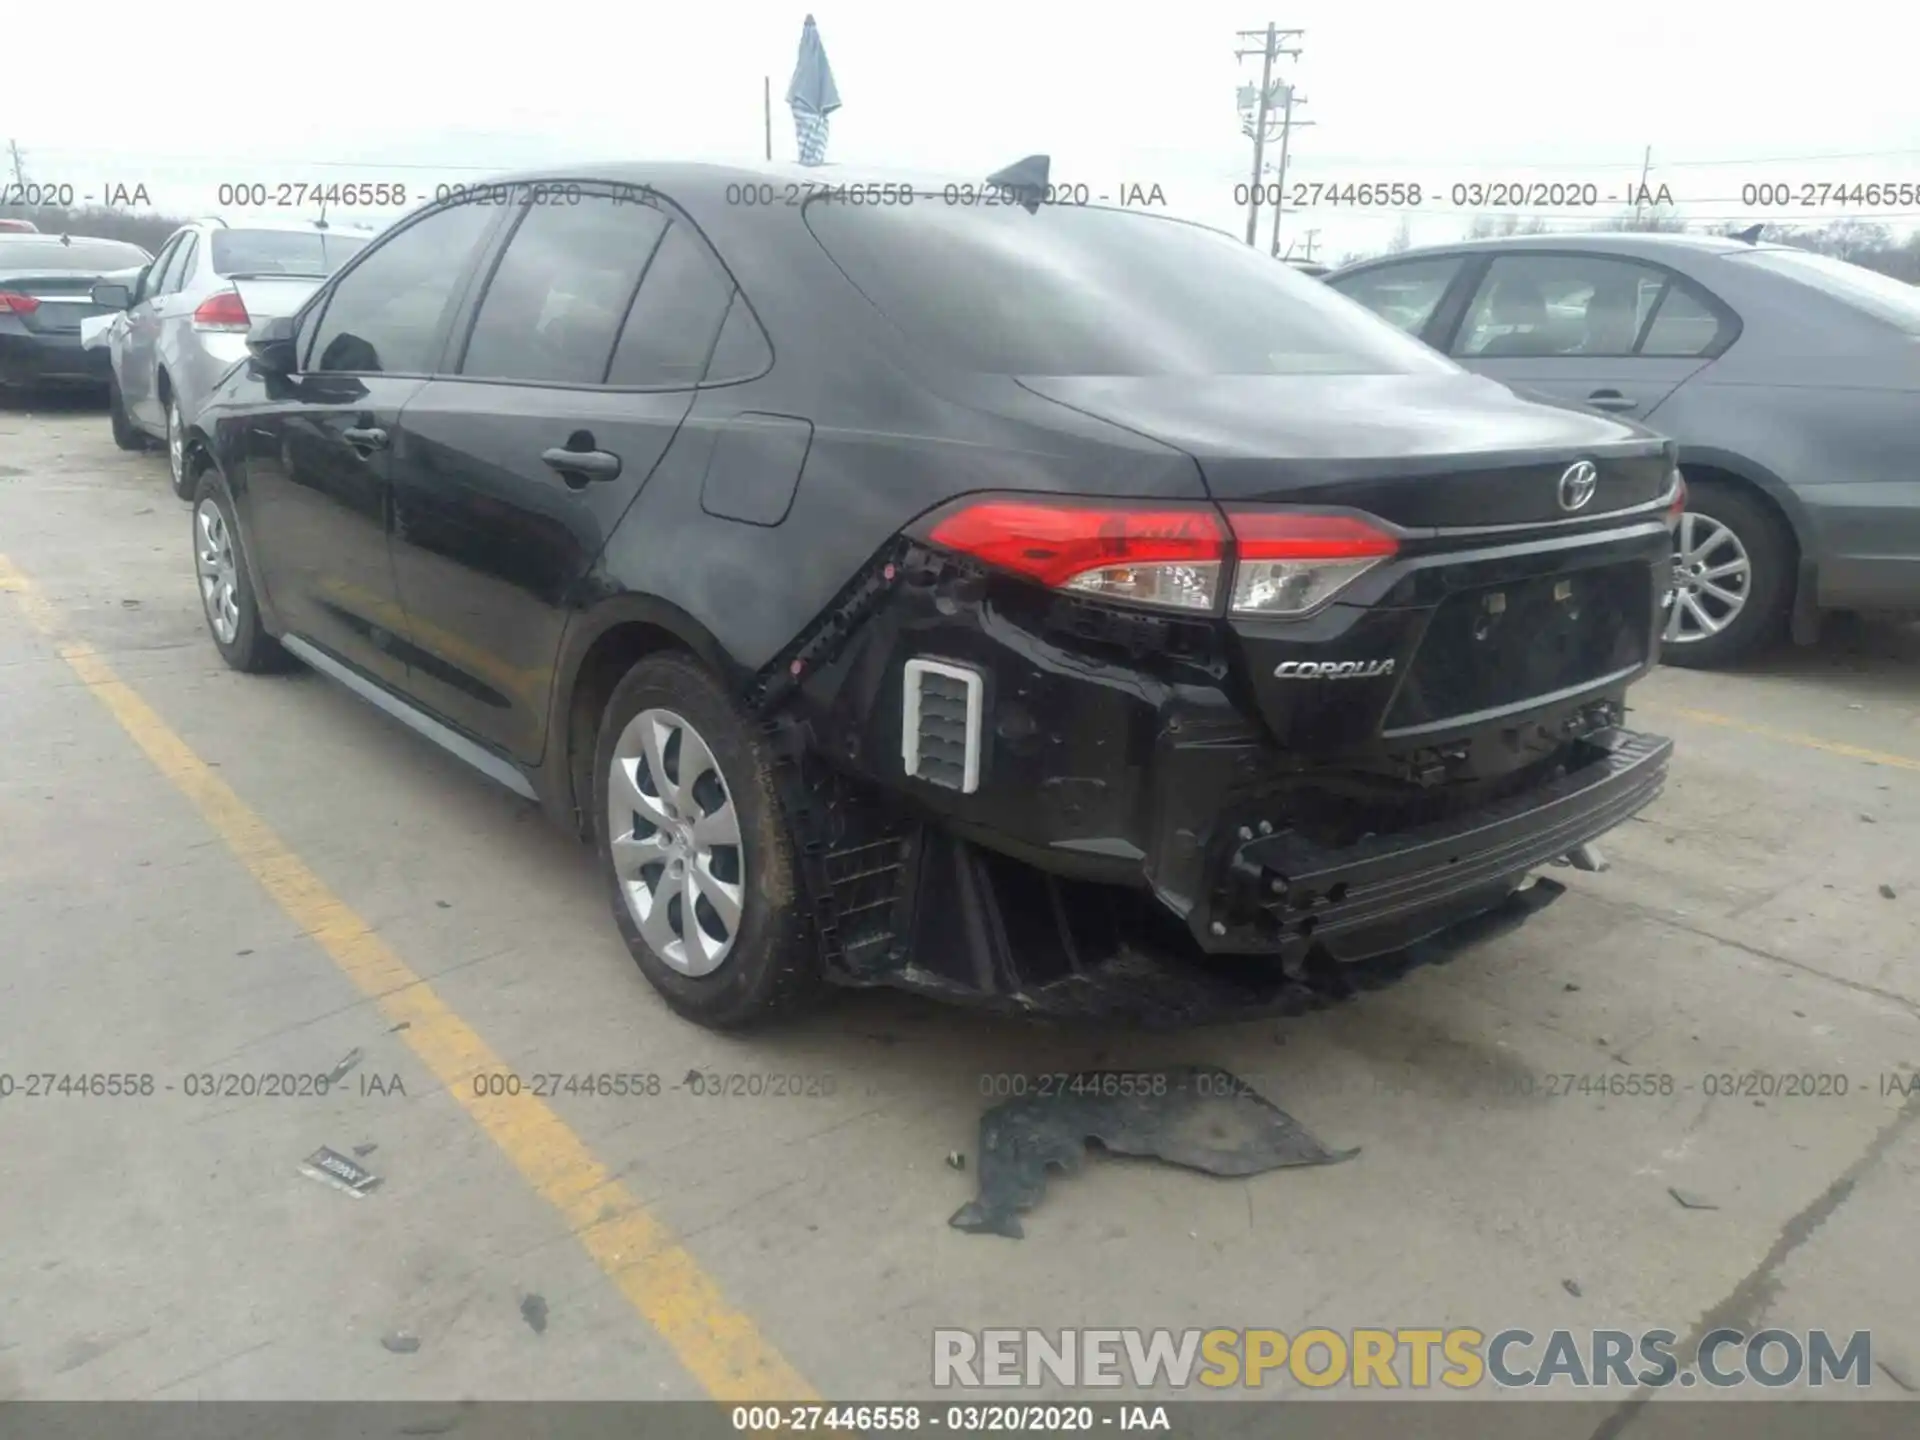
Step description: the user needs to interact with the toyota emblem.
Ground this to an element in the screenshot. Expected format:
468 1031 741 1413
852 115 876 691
1558 460 1599 513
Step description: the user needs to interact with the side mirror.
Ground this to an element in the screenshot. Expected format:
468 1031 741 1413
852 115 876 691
247 315 299 375
91 281 134 310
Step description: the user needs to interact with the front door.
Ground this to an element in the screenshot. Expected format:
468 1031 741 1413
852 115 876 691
235 198 500 690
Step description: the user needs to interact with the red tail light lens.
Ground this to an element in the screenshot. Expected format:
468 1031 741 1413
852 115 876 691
0 291 41 316
192 290 250 332
925 499 1227 612
1666 470 1687 528
1225 509 1400 616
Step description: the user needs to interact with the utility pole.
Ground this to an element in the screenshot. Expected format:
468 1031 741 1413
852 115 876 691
1235 25 1304 247
1631 144 1652 227
6 140 26 192
1266 85 1316 257
1302 228 1320 261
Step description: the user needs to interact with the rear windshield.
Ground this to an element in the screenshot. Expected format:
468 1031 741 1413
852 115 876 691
0 237 151 272
1726 248 1920 334
211 229 370 278
805 199 1458 376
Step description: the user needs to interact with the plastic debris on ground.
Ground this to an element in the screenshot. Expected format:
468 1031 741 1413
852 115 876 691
950 1065 1357 1239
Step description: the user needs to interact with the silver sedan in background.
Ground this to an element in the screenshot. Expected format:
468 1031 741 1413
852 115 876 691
91 218 371 497
1327 233 1920 668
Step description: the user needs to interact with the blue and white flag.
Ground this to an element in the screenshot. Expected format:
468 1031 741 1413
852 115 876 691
786 14 840 168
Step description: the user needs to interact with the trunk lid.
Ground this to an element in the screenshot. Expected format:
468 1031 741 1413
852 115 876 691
1015 371 1673 528
228 276 325 323
0 271 115 336
1015 371 1674 761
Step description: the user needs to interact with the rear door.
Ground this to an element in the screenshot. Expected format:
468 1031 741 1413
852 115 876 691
387 184 733 763
234 198 501 692
1439 251 1730 422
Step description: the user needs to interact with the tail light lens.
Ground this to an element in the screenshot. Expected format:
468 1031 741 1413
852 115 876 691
0 291 41 316
192 289 250 332
918 497 1400 617
925 499 1227 611
1225 510 1400 616
1666 470 1687 529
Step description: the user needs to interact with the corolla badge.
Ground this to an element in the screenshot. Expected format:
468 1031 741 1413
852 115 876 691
1558 460 1599 512
1273 659 1396 679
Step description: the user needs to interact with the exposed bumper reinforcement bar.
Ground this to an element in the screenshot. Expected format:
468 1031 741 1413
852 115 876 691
1205 726 1671 957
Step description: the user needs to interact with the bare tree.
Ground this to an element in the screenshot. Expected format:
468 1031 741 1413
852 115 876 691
1711 218 1920 282
1464 213 1551 240
1386 216 1413 253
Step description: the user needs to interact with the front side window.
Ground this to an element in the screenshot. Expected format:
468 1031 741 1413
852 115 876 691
308 202 497 374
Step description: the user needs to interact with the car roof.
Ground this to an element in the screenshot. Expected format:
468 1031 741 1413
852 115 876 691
1330 230 1790 273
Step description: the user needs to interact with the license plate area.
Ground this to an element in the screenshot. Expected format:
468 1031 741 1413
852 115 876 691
1384 562 1650 734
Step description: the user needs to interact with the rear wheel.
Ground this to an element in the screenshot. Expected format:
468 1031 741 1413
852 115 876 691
593 653 821 1029
165 395 193 500
109 375 144 451
1660 476 1792 669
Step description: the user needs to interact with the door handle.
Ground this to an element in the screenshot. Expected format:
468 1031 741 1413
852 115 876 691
342 426 388 451
541 446 622 482
1585 390 1637 412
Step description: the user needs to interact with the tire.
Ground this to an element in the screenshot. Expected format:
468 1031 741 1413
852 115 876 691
109 374 145 451
593 652 822 1029
1659 475 1793 669
165 393 194 501
191 471 294 674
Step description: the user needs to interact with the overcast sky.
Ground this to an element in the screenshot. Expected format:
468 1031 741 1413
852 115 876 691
9 0 1917 259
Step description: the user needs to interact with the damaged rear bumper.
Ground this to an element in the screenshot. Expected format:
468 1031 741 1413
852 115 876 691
1205 726 1670 958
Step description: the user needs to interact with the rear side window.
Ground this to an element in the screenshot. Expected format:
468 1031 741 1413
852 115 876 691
460 193 670 385
308 201 497 374
211 229 369 278
806 200 1454 376
704 290 773 382
162 235 198 294
605 223 736 387
1330 258 1465 338
1639 283 1725 356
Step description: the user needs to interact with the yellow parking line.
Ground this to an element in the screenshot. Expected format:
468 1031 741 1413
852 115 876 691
0 553 816 1403
1639 702 1920 774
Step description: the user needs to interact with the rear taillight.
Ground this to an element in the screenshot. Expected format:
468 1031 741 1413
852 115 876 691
1225 509 1400 617
1666 470 1687 529
192 290 250 332
0 291 40 316
925 499 1227 612
918 497 1400 617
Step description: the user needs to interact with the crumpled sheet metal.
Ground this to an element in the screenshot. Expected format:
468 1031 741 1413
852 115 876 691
950 1065 1359 1238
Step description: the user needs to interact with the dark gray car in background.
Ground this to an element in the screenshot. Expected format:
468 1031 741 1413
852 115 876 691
1327 233 1920 667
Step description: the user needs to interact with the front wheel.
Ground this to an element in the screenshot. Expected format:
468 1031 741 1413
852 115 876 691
1659 477 1793 669
593 653 821 1029
192 474 293 673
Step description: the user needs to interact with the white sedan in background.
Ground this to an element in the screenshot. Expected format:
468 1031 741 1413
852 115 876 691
86 218 371 497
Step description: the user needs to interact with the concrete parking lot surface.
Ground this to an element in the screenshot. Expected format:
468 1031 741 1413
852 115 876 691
1 396 1916 1426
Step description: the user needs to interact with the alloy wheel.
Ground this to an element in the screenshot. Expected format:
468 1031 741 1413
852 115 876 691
1662 511 1751 644
606 707 746 977
195 499 240 644
167 399 184 489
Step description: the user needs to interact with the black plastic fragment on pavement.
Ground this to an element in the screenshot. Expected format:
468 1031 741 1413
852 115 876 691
950 1065 1358 1239
520 1294 549 1335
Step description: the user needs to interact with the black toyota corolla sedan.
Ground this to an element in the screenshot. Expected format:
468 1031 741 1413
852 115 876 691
179 161 1678 1030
